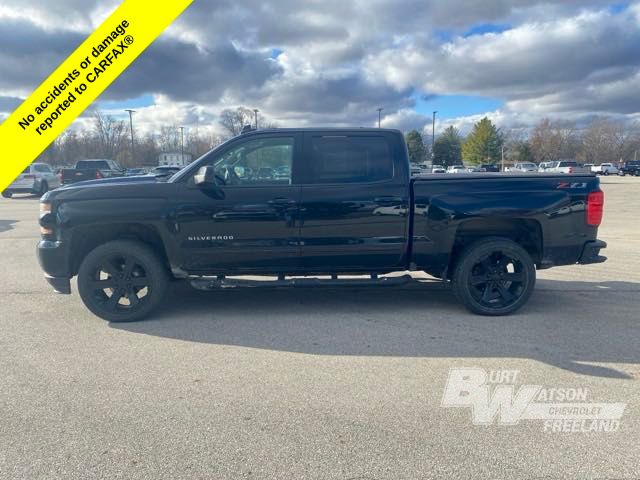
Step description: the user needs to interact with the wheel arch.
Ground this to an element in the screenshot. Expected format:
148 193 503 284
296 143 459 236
69 223 170 276
447 218 543 278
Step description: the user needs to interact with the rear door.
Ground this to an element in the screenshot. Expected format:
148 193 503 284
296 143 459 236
297 131 409 272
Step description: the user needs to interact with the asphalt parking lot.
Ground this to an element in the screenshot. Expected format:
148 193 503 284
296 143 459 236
1 176 639 480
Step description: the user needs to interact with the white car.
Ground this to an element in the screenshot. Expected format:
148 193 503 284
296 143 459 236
446 165 469 173
592 163 619 176
431 165 446 173
538 161 554 172
2 163 61 198
547 160 591 174
506 162 538 172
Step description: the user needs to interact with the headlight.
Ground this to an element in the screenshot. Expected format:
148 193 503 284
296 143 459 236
40 202 52 215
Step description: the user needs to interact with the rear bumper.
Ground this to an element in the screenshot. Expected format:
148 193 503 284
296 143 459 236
578 240 607 264
4 186 37 194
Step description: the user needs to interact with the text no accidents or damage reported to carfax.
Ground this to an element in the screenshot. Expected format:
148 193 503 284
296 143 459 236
17 20 134 136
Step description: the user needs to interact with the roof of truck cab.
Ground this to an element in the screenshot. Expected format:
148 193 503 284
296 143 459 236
239 127 403 135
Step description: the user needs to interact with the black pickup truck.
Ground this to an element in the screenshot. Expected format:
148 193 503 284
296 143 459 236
60 159 125 184
37 128 606 321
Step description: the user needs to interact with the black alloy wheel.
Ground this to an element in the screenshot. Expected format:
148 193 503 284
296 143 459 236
78 240 168 322
452 237 536 315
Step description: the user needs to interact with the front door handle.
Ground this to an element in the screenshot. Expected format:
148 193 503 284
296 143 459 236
268 197 296 206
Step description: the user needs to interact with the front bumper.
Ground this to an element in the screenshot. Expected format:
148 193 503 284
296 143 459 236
578 240 607 264
44 274 71 294
37 240 72 294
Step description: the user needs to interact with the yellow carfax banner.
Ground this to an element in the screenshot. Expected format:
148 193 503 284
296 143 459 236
0 0 193 191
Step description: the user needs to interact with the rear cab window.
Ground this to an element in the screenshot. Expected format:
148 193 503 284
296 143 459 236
305 134 394 184
76 160 110 170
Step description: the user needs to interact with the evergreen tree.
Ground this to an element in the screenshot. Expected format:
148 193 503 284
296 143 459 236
405 129 427 164
433 126 463 167
462 117 503 165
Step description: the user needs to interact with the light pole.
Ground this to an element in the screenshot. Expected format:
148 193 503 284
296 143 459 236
432 111 437 157
253 109 259 129
124 109 135 164
179 126 185 165
377 108 383 128
501 145 505 172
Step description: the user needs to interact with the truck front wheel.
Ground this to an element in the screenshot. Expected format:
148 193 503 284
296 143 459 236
452 237 536 316
77 240 169 322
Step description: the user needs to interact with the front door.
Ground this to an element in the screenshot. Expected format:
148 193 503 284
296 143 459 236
174 133 302 273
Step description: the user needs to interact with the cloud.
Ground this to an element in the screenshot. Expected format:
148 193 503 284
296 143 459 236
0 0 638 134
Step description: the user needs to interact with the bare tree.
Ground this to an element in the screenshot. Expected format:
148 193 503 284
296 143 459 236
530 118 580 162
92 111 128 162
219 107 255 137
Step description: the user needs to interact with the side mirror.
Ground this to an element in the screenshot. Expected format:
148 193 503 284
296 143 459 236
193 165 224 198
194 165 217 186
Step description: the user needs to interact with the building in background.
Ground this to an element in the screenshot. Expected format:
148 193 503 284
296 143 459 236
158 152 192 167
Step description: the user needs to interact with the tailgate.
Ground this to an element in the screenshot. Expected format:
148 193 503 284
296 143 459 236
62 169 95 183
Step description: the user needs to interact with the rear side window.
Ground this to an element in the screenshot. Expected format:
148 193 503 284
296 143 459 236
308 136 393 184
77 160 109 169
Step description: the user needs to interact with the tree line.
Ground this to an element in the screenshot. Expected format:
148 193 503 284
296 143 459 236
406 116 640 167
34 108 640 169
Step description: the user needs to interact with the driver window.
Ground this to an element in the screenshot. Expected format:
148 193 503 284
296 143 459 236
212 137 294 186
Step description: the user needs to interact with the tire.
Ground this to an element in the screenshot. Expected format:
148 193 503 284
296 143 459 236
618 171 625 177
604 170 609 176
1 191 11 198
77 240 169 322
451 237 536 316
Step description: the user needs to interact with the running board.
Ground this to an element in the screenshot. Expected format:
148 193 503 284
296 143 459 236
190 274 412 290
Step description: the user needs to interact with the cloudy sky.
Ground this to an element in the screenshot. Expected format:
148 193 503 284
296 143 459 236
0 0 639 137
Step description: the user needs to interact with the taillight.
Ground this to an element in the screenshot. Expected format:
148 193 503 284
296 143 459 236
586 189 604 226
95 170 103 179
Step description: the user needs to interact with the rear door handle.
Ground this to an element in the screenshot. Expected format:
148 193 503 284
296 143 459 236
375 196 402 205
268 197 296 206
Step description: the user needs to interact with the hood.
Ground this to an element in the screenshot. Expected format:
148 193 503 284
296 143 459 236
62 175 159 188
42 174 171 203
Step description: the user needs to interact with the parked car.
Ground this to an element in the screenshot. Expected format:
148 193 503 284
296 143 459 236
148 166 182 181
2 163 61 198
538 161 554 172
480 164 500 172
506 162 538 172
125 168 148 176
410 165 422 176
618 160 640 176
37 127 606 321
60 159 125 184
592 163 619 176
431 165 446 174
446 165 468 173
547 160 591 174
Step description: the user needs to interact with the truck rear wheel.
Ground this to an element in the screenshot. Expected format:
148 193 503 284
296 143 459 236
77 240 169 322
451 237 536 316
